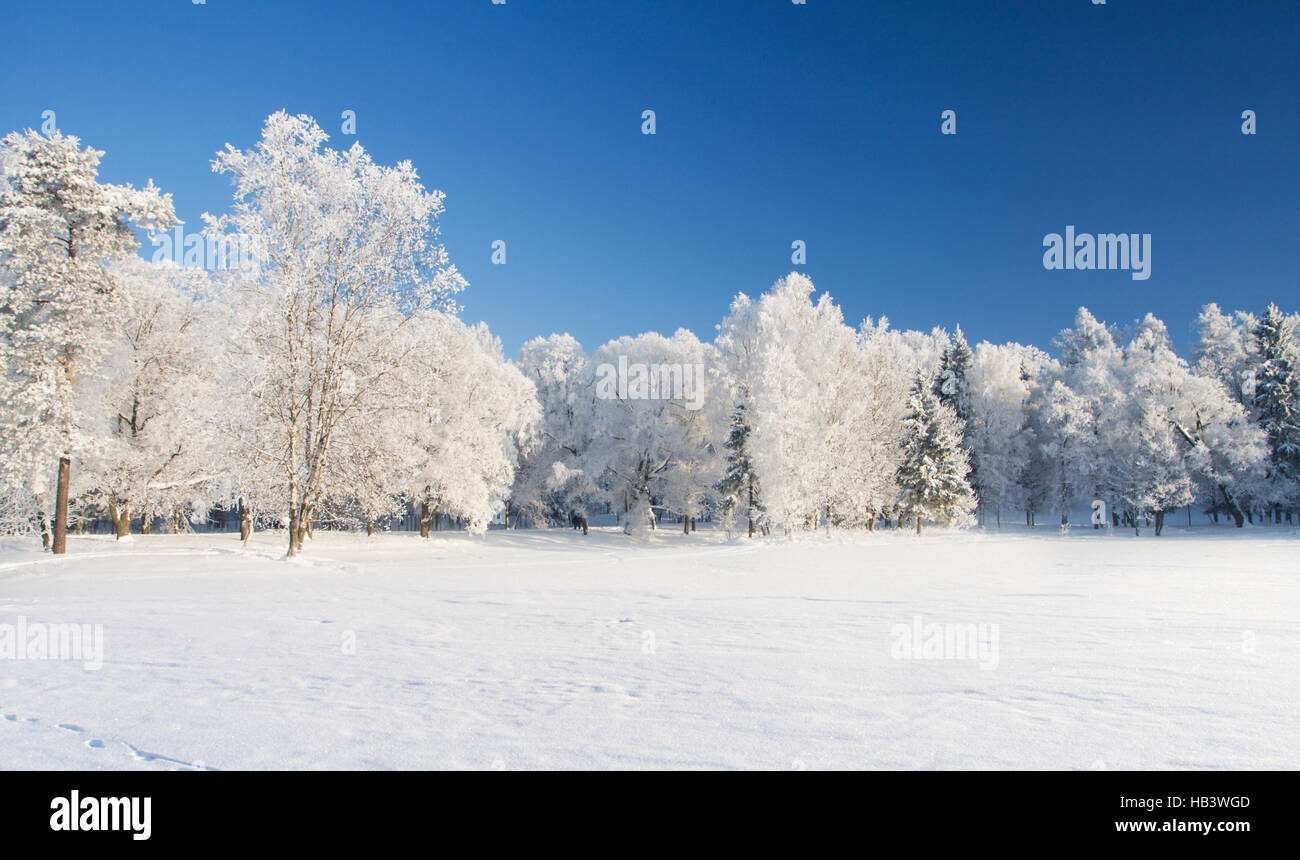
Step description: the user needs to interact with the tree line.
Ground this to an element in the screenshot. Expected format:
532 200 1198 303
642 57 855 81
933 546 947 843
2 113 1296 555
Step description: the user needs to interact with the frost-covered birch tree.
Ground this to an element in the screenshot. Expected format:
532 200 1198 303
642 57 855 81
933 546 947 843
585 330 721 534
966 342 1043 527
208 112 465 555
403 316 538 534
510 334 596 528
79 257 225 537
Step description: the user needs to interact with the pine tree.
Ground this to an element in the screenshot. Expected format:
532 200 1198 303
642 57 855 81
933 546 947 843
933 325 973 424
0 129 175 553
933 325 976 517
1252 304 1300 519
897 373 976 533
717 386 764 537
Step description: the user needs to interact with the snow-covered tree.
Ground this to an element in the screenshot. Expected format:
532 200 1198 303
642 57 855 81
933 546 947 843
208 112 465 555
79 257 225 537
1101 315 1197 535
1191 302 1297 524
716 275 941 536
966 342 1043 527
1193 303 1257 408
307 305 430 535
895 372 975 533
933 324 973 424
743 273 861 533
0 129 175 552
716 385 764 537
1252 303 1300 519
599 331 721 533
403 316 539 534
1037 308 1123 529
585 330 721 534
509 334 596 529
851 318 920 529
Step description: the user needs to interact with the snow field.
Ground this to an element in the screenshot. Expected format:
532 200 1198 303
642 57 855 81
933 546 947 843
1 525 1297 770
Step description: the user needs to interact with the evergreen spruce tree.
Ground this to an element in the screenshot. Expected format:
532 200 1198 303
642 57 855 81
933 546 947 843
933 325 976 516
717 387 764 537
1252 304 1300 519
933 325 973 424
897 372 976 533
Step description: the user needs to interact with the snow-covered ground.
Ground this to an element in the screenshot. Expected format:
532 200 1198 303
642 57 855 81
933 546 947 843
0 525 1297 770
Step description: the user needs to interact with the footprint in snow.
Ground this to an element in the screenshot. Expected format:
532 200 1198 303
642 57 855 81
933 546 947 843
56 723 83 733
86 739 104 749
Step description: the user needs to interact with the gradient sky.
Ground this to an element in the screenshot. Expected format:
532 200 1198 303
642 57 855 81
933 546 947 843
3 0 1296 355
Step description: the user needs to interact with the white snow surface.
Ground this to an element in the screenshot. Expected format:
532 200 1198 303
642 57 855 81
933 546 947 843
0 525 1297 770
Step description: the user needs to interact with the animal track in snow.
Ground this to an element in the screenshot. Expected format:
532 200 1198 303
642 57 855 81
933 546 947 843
1 704 213 769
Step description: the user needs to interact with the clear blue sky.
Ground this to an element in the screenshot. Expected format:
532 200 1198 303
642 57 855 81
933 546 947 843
3 0 1296 355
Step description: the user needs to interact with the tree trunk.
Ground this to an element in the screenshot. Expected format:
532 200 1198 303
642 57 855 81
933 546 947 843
419 502 432 538
915 517 922 535
748 516 755 538
52 457 71 554
366 517 376 536
140 514 152 535
238 498 252 543
287 507 303 556
114 504 131 539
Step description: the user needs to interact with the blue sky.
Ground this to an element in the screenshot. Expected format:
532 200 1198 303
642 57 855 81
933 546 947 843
3 0 1296 355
